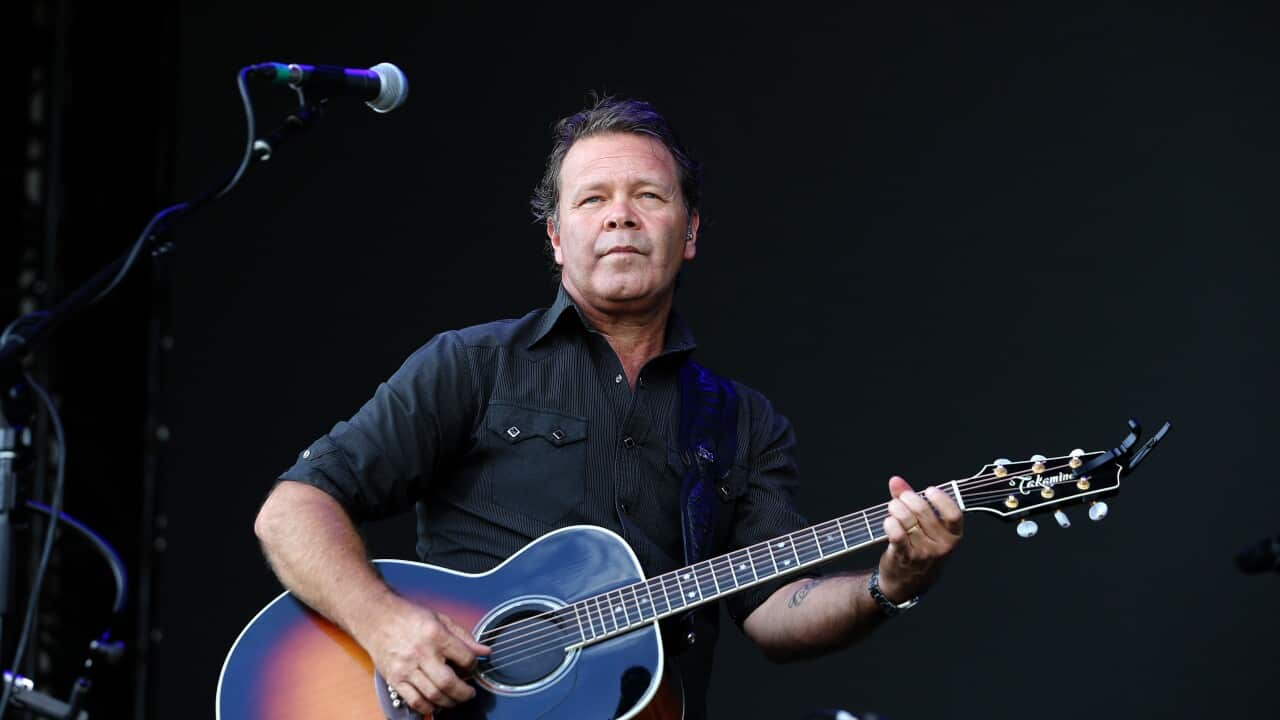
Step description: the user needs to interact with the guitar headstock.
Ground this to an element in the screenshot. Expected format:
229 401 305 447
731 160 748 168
956 419 1171 536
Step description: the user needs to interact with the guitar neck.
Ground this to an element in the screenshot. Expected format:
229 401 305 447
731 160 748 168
566 483 965 648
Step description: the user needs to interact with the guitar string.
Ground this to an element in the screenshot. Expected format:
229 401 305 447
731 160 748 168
468 458 1091 667
471 457 1081 652
465 472 1099 681
468 458 1093 673
467 467 1100 678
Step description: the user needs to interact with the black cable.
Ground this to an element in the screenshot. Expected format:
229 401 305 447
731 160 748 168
0 65 258 718
0 373 66 717
87 65 257 306
23 503 126 617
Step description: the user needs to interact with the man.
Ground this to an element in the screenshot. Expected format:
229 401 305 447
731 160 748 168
254 96 963 718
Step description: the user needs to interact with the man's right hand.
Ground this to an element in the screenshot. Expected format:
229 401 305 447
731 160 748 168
355 594 493 716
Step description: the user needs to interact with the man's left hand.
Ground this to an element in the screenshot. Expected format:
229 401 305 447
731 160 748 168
877 475 964 602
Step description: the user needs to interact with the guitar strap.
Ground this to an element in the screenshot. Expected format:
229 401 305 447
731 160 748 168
673 359 740 653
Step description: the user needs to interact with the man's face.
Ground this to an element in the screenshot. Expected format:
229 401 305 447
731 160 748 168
547 132 698 313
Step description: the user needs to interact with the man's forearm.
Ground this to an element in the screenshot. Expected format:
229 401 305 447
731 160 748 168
741 572 885 663
254 480 395 640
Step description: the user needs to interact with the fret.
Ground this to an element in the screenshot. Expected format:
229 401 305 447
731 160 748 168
596 594 616 632
773 538 797 570
573 602 592 641
810 527 824 559
817 521 844 556
713 556 737 593
591 597 609 636
678 568 701 605
625 585 646 625
708 559 722 594
793 532 817 565
641 581 660 620
654 575 674 614
765 540 780 575
694 562 716 600
731 548 757 586
750 543 772 579
862 511 875 542
605 594 622 634
663 572 685 610
835 517 850 549
607 591 626 631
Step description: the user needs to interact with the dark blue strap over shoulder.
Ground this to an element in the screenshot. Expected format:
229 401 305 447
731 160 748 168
676 360 739 566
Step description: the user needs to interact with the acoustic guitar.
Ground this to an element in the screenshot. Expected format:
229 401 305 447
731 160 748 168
217 419 1168 719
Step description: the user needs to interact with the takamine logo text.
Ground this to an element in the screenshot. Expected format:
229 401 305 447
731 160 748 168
1010 472 1073 495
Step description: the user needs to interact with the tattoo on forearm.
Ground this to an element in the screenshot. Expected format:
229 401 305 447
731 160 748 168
787 578 825 608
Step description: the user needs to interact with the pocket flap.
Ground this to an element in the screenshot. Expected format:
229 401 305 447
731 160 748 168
487 404 587 447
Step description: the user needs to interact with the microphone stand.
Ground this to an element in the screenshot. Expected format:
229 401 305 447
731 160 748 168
0 77 330 718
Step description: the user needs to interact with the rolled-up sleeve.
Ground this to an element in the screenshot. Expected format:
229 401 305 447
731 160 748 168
277 331 476 521
723 386 817 629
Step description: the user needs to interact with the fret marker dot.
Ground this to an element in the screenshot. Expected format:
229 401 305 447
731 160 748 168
776 542 785 549
783 559 792 566
682 573 691 580
739 563 747 570
687 591 696 598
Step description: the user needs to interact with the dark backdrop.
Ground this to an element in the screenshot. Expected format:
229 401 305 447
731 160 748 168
151 1 1280 718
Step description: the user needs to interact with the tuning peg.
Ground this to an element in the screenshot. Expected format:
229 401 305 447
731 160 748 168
1069 448 1085 469
1088 501 1108 522
1016 518 1039 538
1054 510 1071 528
1030 454 1047 474
993 458 1011 477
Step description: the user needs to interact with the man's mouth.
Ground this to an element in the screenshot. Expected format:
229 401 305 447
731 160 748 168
604 246 642 255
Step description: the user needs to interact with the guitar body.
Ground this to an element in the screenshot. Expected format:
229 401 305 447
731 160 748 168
218 526 682 719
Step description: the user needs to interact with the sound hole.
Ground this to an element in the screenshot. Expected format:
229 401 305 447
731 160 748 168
479 602 574 689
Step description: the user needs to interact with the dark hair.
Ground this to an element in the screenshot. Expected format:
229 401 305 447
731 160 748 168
531 95 702 273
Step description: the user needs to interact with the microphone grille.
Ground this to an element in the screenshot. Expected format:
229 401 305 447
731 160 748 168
367 62 409 113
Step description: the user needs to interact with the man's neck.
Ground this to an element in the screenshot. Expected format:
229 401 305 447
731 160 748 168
562 283 673 388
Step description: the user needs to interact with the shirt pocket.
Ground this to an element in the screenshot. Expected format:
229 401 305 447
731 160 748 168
484 403 588 525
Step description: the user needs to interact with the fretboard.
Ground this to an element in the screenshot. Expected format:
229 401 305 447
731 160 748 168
565 484 963 648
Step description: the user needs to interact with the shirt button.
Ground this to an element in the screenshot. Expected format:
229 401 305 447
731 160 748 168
622 436 636 449
614 374 623 384
619 502 630 514
302 449 311 459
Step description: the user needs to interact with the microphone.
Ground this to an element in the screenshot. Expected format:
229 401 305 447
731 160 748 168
1235 531 1280 574
249 62 409 113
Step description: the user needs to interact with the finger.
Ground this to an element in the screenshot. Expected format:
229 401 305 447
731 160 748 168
897 490 943 540
440 613 492 659
882 514 909 550
395 677 435 716
421 659 476 706
886 498 921 539
888 475 914 499
435 626 479 671
923 486 964 535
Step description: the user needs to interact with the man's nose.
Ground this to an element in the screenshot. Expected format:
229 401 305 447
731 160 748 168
605 201 639 230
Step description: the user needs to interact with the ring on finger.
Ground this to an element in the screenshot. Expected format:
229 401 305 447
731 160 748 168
906 523 922 535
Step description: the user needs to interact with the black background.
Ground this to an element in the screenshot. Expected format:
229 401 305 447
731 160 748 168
23 1 1280 718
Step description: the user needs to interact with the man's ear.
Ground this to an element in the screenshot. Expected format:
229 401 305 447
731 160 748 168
546 218 564 265
683 210 700 261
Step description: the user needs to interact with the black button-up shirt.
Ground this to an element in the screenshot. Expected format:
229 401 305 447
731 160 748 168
279 286 811 716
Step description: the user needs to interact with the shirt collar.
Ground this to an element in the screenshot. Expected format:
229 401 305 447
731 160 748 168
526 284 698 359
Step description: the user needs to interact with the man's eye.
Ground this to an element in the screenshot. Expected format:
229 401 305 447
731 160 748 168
640 192 661 199
581 196 603 205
